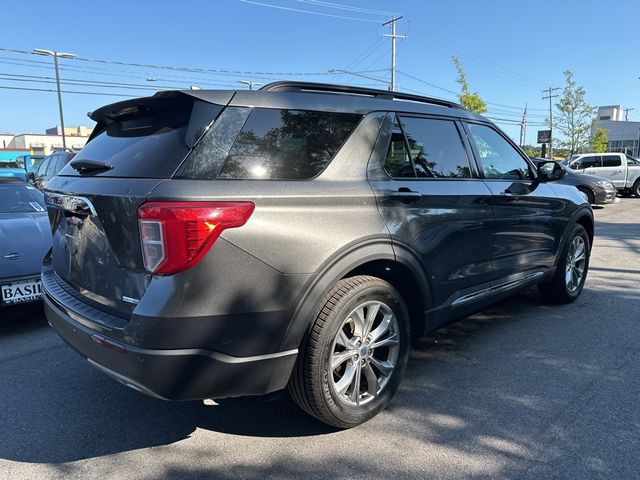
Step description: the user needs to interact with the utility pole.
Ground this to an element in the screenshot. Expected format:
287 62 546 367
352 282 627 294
624 108 634 121
519 103 527 147
382 16 406 91
542 87 560 159
33 49 76 150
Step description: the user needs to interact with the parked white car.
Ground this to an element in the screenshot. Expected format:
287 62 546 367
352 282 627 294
568 153 640 196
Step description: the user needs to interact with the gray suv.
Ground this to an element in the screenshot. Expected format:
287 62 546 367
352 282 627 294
42 82 593 428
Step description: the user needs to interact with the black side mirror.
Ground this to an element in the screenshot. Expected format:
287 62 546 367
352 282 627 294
26 172 35 181
537 161 565 182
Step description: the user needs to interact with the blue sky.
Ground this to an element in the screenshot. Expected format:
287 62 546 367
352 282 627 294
1 0 639 144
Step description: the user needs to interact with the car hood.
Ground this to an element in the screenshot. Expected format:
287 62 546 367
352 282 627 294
565 171 612 187
0 170 27 180
0 212 52 279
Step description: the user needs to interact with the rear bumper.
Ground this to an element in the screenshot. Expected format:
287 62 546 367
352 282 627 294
44 293 298 400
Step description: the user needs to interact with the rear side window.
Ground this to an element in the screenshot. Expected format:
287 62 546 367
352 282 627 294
573 156 601 169
602 155 621 167
384 117 414 178
217 108 362 180
399 116 471 178
59 98 222 178
626 155 640 166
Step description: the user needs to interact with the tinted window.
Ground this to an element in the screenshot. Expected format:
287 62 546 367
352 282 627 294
468 123 531 180
384 117 414 178
45 154 60 175
217 109 361 180
176 107 251 180
602 155 621 167
399 116 471 178
60 99 222 178
50 154 65 175
572 156 601 169
36 157 50 177
0 184 46 213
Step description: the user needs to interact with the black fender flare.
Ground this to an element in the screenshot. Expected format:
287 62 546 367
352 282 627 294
278 235 432 352
554 207 594 268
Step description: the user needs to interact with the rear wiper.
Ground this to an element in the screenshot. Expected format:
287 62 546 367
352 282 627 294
69 159 113 174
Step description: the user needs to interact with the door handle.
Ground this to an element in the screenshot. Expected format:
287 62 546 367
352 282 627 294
500 191 520 201
389 188 422 203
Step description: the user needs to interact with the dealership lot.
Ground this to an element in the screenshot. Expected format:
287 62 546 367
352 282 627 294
1 199 638 480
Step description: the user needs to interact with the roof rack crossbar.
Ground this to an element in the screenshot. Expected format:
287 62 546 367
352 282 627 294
259 81 464 109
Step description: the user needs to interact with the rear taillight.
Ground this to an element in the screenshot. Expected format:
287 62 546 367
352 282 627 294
137 201 255 275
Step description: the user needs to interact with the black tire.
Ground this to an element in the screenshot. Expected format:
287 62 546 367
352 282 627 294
538 224 590 304
633 180 640 198
578 187 594 205
288 275 410 428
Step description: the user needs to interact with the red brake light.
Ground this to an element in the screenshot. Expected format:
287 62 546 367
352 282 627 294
137 201 255 275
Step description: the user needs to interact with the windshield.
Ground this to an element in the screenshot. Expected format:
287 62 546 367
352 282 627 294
0 183 46 213
0 161 21 169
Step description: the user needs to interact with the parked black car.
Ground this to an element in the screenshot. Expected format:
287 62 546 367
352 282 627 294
0 177 51 307
42 82 593 428
29 150 76 191
530 157 616 205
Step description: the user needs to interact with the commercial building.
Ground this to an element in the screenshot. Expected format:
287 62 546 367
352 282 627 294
595 106 640 156
0 125 92 157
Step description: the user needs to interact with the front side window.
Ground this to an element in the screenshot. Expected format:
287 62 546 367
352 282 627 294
217 109 362 180
467 123 531 180
399 116 471 178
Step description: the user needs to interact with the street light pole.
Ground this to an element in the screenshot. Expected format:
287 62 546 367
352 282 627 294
33 49 76 150
239 80 263 91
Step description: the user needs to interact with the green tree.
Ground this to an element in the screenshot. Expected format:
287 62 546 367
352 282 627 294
552 71 595 155
591 127 608 153
452 56 487 114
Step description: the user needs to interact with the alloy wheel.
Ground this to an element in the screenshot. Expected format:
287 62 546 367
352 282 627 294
565 236 587 292
329 301 400 406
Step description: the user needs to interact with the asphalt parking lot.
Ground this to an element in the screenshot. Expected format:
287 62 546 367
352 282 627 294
1 198 639 480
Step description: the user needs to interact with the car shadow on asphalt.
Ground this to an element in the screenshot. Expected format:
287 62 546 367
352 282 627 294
1 275 639 477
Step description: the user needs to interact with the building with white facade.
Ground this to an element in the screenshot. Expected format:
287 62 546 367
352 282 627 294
595 106 640 156
0 125 92 156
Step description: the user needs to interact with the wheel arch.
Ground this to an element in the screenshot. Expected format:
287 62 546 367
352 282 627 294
279 237 432 353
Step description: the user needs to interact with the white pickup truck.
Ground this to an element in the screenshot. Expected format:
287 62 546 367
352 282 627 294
568 153 640 197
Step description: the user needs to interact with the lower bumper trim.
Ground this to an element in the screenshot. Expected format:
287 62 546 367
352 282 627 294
45 294 298 400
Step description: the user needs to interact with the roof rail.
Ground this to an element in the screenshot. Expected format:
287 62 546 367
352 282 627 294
259 81 464 110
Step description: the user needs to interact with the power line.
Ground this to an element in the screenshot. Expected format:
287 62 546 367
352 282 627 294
0 47 346 77
425 35 549 89
0 84 136 97
237 0 380 23
295 0 400 17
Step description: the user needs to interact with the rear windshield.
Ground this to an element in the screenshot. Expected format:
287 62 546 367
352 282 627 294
0 184 46 213
58 98 222 178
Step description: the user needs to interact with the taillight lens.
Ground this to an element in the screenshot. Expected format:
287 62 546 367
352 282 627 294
137 201 255 275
